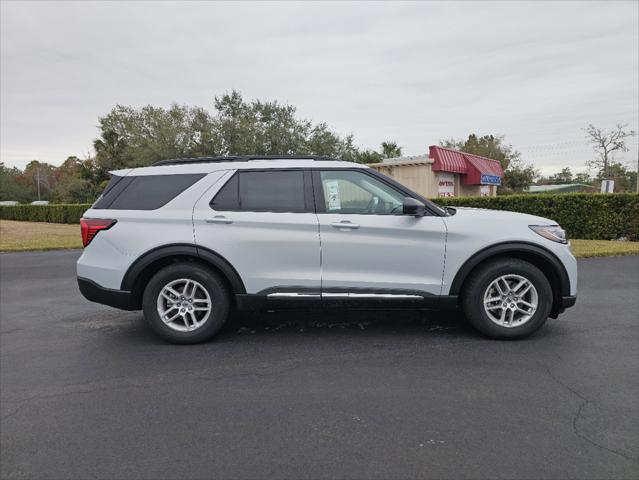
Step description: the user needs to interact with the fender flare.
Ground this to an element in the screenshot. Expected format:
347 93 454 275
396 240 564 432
449 241 570 297
120 243 246 294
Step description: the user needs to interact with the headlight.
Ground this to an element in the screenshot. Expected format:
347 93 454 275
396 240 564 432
529 225 568 244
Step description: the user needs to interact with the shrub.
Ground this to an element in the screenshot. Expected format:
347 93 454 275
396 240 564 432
432 193 639 241
1 193 637 241
0 204 91 224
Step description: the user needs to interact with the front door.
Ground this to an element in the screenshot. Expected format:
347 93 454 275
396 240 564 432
193 169 321 294
313 169 447 297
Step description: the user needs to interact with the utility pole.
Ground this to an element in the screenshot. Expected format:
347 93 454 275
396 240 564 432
36 168 41 201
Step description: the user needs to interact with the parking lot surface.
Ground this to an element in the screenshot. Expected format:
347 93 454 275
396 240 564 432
1 250 638 479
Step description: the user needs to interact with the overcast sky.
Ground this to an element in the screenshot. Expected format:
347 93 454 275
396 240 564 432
1 1 637 174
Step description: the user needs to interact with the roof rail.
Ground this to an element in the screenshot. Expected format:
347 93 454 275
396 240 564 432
152 155 341 166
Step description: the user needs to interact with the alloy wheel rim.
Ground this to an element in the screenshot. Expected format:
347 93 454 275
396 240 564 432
156 278 212 332
483 274 538 328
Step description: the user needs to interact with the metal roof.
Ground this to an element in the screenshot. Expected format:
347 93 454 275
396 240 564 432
367 155 433 167
527 183 596 193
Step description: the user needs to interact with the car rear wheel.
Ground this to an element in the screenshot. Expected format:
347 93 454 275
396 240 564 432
142 263 230 344
461 258 552 339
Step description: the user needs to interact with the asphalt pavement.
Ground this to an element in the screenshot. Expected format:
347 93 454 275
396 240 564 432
1 250 638 479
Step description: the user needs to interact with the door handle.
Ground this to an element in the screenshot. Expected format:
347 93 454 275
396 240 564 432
331 221 360 230
206 215 233 224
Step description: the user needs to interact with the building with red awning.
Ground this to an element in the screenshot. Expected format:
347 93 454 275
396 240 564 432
368 145 504 198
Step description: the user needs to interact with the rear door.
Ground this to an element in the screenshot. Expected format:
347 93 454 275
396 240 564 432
313 169 447 297
193 169 321 294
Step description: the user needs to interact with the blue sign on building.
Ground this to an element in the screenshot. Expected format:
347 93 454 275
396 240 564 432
480 174 501 185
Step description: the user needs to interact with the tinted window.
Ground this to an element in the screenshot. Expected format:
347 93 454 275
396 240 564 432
210 173 239 210
240 171 306 212
319 170 404 215
100 174 125 197
211 170 306 212
94 174 205 210
93 175 134 209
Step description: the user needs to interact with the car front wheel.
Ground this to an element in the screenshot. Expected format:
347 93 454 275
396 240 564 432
461 258 552 339
142 263 230 344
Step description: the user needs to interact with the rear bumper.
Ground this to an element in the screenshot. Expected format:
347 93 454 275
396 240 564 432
77 277 138 311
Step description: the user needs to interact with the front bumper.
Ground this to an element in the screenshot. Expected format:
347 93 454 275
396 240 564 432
561 295 577 309
77 277 138 311
550 295 577 318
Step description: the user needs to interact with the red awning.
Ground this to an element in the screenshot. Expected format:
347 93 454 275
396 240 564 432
429 145 503 185
429 146 467 174
462 152 504 185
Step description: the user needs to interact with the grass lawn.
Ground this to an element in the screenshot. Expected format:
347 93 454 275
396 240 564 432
569 239 639 258
1 220 638 257
0 220 82 252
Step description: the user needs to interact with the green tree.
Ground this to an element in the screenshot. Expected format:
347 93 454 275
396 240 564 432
213 91 358 159
574 172 592 185
502 159 538 193
539 168 592 186
93 128 130 178
442 134 519 171
0 163 31 202
380 141 402 159
17 161 57 202
596 162 637 193
536 167 575 185
354 141 404 164
52 156 102 203
549 167 574 184
93 91 359 170
355 149 384 164
0 157 104 204
94 104 217 172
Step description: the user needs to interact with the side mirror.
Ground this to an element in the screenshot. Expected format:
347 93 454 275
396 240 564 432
402 197 426 217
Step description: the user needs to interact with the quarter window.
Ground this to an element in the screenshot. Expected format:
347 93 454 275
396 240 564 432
93 174 205 210
210 173 239 210
318 170 404 215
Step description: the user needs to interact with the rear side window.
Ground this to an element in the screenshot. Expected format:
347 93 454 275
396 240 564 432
210 170 306 213
94 174 205 210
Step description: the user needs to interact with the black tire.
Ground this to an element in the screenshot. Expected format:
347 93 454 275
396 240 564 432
461 258 552 340
142 263 230 344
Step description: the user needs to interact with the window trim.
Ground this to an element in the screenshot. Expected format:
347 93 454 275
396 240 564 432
209 168 314 214
311 168 442 216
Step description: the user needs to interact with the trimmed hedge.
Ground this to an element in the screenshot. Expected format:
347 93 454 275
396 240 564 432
0 204 91 224
433 193 639 241
1 193 637 240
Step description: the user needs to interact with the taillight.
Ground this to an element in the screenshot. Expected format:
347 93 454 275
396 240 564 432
80 218 116 247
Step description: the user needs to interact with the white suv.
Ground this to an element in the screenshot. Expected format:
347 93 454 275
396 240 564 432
77 156 577 343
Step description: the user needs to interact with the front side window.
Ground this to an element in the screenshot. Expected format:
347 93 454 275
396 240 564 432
210 170 307 213
318 170 404 215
